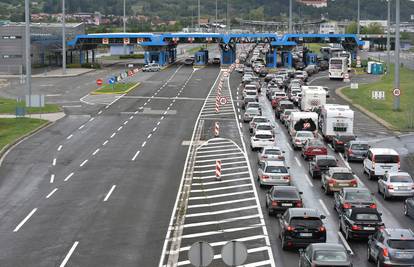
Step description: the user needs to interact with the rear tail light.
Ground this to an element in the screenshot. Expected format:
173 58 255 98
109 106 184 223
283 176 291 180
383 247 389 257
348 148 353 155
387 184 394 189
328 179 336 185
295 201 303 207
351 225 361 231
343 203 351 209
336 140 344 144
369 203 377 209
271 200 278 206
287 225 295 231
262 155 268 159
319 226 326 232
350 179 358 186
261 175 269 179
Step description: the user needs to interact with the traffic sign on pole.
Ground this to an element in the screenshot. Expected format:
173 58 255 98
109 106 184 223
221 241 248 266
188 241 214 267
96 79 103 86
219 96 228 105
393 88 401 97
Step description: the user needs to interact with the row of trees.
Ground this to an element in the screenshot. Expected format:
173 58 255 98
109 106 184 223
345 22 385 34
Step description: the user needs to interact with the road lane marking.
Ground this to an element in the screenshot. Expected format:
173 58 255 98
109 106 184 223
194 171 250 179
80 160 88 167
305 174 314 187
160 116 165 120
98 110 103 115
57 145 63 151
196 147 240 154
193 165 248 173
319 199 331 216
197 144 235 150
195 151 244 159
142 141 147 147
123 120 128 125
179 224 263 239
92 148 100 156
131 150 140 161
13 208 37 232
295 156 302 167
64 172 74 181
103 185 116 202
89 117 94 122
192 177 250 186
52 158 56 166
194 155 245 163
187 197 255 209
78 125 85 130
110 132 116 138
102 140 109 146
147 134 152 139
59 241 79 267
153 127 157 132
66 134 73 140
191 184 252 192
46 188 58 199
50 174 55 183
189 190 254 200
177 235 265 252
117 126 123 131
129 116 134 120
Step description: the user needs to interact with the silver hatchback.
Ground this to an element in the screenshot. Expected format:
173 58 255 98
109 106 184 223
257 161 291 187
378 172 414 200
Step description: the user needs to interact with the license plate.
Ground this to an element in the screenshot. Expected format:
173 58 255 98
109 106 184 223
396 253 413 259
339 183 349 186
313 149 321 152
300 233 312 237
364 227 375 230
281 203 293 207
398 186 410 190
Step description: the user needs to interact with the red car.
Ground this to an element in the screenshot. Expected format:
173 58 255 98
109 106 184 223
302 139 327 160
271 91 287 109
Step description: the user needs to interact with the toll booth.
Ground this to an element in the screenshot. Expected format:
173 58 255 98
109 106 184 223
281 51 292 68
305 53 318 66
220 44 236 65
144 51 168 65
195 50 209 65
265 50 277 68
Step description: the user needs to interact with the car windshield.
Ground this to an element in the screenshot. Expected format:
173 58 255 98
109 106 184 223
290 217 322 228
387 240 414 249
374 155 399 163
354 213 380 221
248 103 260 108
317 159 337 167
297 132 314 138
273 189 299 198
247 110 260 115
257 125 273 131
351 144 369 150
313 250 348 262
332 172 354 180
265 149 282 155
265 166 288 173
246 91 257 95
345 191 372 201
284 110 293 116
390 175 413 183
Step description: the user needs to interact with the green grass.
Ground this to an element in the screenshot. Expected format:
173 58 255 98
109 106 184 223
93 82 138 94
187 45 207 54
306 43 324 55
0 97 60 115
342 64 414 130
0 118 47 151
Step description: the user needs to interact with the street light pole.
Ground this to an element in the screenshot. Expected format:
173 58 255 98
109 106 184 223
197 0 200 29
24 0 32 107
357 0 360 36
227 0 230 32
215 0 218 25
386 0 391 76
62 0 66 74
123 0 126 56
394 0 400 110
289 0 292 33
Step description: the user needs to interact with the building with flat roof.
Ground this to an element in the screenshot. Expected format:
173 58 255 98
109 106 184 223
0 22 84 74
297 0 327 8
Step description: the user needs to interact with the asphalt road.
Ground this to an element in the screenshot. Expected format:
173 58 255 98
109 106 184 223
0 63 220 266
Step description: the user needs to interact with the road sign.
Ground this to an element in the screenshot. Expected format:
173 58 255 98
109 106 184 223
372 90 385 100
128 70 133 76
102 38 109 45
219 96 228 105
350 83 359 89
303 122 311 129
96 79 103 86
128 64 134 68
188 241 214 267
393 88 401 97
108 78 115 84
221 241 248 266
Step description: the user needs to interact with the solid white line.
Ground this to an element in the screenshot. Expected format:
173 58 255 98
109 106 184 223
59 241 79 267
191 183 252 192
46 188 58 199
319 199 331 216
147 134 152 139
295 156 302 167
110 132 116 138
13 208 37 232
66 134 73 140
103 185 116 202
142 141 147 147
117 126 123 131
339 153 351 169
52 158 56 166
57 145 63 151
78 125 85 130
64 172 74 181
92 148 100 156
131 150 140 161
196 148 240 154
187 197 255 208
80 159 88 167
50 174 55 183
338 231 354 255
194 156 245 163
103 140 109 146
189 190 254 200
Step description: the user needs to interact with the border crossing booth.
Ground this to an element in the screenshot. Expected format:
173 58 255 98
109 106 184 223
305 53 318 66
281 51 293 68
195 50 209 66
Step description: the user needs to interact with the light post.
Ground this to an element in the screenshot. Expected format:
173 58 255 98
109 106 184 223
62 0 66 74
394 0 400 110
227 0 230 32
24 0 32 107
357 0 360 36
289 0 292 33
387 0 391 76
198 0 200 30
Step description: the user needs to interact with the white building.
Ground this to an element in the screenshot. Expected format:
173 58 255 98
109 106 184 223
319 21 346 34
297 0 328 8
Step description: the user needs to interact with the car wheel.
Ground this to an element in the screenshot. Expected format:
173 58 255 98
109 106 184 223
367 246 374 262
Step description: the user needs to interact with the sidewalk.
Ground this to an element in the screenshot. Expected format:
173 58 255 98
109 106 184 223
0 68 95 79
0 112 65 122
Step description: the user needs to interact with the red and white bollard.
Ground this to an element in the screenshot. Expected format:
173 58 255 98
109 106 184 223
214 122 220 137
215 160 222 180
215 100 220 113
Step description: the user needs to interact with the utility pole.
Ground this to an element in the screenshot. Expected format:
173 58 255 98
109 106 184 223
215 0 218 25
289 0 292 33
24 0 32 107
227 0 230 32
62 0 66 74
123 0 126 55
387 0 391 76
394 0 400 110
357 0 360 36
197 0 200 29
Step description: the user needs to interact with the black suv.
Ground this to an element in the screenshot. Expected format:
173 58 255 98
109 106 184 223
368 228 414 266
339 207 384 240
265 186 303 215
278 208 326 250
308 155 338 179
334 187 377 213
332 134 356 153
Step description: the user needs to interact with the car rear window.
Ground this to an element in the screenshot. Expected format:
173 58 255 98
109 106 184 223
387 240 414 249
265 149 282 155
390 175 413 183
265 166 288 174
290 217 322 228
345 191 372 201
246 91 257 95
313 251 348 262
254 118 268 123
317 159 337 167
337 135 355 142
354 213 380 221
374 155 399 163
273 189 299 198
332 172 354 180
351 144 369 150
297 132 314 138
308 140 324 147
256 134 273 139
257 125 273 131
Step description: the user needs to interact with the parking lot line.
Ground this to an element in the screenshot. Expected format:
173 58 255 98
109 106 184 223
189 190 254 200
187 197 256 208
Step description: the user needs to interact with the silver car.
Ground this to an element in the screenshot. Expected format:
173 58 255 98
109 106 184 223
257 161 291 187
243 108 261 122
249 116 270 133
257 146 285 163
291 131 315 149
378 172 414 200
252 123 274 137
246 102 262 115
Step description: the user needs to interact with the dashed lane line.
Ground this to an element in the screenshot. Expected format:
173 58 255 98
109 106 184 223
13 208 38 232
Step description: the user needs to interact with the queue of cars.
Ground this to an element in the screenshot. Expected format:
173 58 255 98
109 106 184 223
237 46 414 266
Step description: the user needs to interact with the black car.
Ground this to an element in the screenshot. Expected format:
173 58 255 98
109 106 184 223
334 188 377 213
308 155 338 179
405 197 414 218
344 140 369 162
368 228 414 266
299 243 352 267
265 186 303 215
318 60 329 71
339 207 384 240
332 134 356 153
275 100 295 119
278 208 326 250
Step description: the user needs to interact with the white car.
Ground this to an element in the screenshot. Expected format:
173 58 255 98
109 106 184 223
142 63 161 72
363 148 400 180
246 102 262 114
251 130 275 151
243 89 258 100
249 116 270 132
257 146 285 163
257 161 291 187
252 123 275 137
243 107 261 122
291 131 315 149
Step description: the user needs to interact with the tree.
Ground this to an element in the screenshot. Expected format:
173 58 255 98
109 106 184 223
248 6 265 21
363 22 384 34
345 21 358 34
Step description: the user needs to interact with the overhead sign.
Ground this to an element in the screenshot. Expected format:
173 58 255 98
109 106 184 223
372 90 385 100
96 79 103 86
102 38 109 45
393 88 401 97
123 38 130 45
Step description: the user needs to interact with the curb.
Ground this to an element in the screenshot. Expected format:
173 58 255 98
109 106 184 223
91 82 141 95
335 86 399 133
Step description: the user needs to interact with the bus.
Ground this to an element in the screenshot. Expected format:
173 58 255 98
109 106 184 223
333 51 352 71
329 57 348 80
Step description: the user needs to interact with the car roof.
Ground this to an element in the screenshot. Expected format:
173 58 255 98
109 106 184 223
329 167 351 173
350 207 380 214
310 243 346 251
252 116 267 120
369 148 399 155
288 208 321 217
273 185 298 191
342 187 370 193
315 155 336 160
387 172 411 177
349 140 368 144
263 146 282 150
266 161 286 166
255 130 273 135
279 100 293 104
384 228 414 239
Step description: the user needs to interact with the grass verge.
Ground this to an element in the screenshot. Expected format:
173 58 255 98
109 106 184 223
0 118 48 151
342 64 414 130
0 97 60 114
91 82 140 95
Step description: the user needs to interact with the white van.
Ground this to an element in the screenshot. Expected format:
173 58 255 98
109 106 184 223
363 148 400 180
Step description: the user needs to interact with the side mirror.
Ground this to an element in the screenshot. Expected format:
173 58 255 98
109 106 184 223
379 213 383 216
299 191 303 195
320 215 326 219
